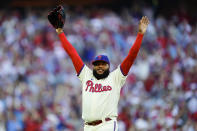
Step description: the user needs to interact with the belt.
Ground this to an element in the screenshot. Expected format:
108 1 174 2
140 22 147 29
85 118 112 126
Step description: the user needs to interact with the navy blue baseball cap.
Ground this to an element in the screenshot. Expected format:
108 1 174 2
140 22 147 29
92 55 110 65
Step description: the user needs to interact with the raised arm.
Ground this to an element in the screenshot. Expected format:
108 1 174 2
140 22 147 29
48 5 84 75
120 16 149 76
56 29 84 75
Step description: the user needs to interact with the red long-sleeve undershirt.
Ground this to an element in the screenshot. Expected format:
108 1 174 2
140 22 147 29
120 33 144 76
58 32 84 75
58 32 143 76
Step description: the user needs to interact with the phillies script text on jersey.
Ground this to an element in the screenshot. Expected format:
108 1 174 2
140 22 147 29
85 80 112 92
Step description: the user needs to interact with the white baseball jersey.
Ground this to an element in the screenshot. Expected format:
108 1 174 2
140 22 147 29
78 65 127 122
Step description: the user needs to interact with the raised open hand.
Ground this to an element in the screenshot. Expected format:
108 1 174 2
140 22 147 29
138 16 149 34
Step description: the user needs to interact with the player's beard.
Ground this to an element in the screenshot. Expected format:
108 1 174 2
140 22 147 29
93 69 110 80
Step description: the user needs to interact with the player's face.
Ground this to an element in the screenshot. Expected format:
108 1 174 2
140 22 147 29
93 61 109 75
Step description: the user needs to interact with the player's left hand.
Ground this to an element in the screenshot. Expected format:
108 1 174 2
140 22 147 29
138 16 149 34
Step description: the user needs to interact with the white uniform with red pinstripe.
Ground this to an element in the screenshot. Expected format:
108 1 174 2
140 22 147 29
78 65 127 131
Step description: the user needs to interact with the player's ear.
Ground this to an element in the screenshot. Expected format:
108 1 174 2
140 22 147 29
107 63 110 69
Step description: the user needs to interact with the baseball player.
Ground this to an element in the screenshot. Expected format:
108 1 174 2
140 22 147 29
48 5 149 131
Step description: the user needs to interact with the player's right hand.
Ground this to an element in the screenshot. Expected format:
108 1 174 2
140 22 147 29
48 5 65 29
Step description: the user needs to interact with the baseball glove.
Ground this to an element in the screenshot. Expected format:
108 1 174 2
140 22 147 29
48 5 65 29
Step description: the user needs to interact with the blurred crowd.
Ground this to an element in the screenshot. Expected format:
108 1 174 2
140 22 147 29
0 4 197 131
